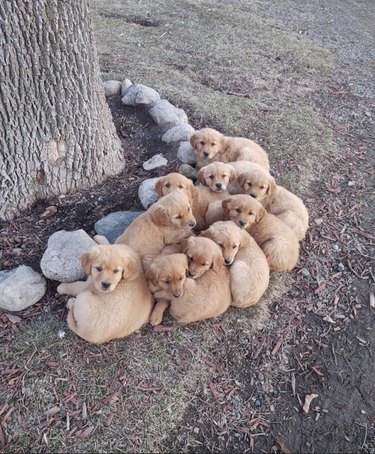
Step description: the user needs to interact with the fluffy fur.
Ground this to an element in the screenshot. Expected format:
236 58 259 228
115 189 196 269
202 221 269 307
190 128 269 171
237 165 309 240
57 244 153 344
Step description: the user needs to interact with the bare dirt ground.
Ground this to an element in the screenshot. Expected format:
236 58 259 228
1 0 374 452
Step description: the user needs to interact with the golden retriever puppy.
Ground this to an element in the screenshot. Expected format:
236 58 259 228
115 189 196 269
237 165 309 240
201 221 269 307
190 128 270 171
207 195 299 271
146 253 188 326
57 244 153 344
148 238 231 324
155 173 195 199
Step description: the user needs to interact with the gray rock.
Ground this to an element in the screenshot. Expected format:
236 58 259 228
301 268 310 278
121 78 133 97
95 211 143 244
143 153 168 171
149 99 188 129
121 84 160 106
0 266 47 312
40 230 96 282
178 164 197 181
162 124 195 143
102 80 122 97
177 141 197 165
138 177 159 208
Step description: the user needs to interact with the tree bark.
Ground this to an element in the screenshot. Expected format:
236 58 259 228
0 0 124 220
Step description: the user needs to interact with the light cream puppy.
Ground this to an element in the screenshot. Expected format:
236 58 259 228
237 164 309 240
115 189 196 269
202 221 269 308
57 244 153 344
190 128 270 171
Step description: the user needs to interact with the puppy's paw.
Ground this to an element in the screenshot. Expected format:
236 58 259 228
66 298 76 310
93 235 110 245
149 311 163 327
57 283 69 295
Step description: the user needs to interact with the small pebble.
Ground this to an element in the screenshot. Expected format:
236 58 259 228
302 268 310 277
336 263 345 272
361 409 366 414
332 244 340 251
314 218 323 225
348 181 355 187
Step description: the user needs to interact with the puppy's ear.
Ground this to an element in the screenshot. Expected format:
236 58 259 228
80 247 99 276
150 204 170 226
181 254 189 273
219 134 228 153
211 251 224 272
186 179 196 199
155 178 164 197
228 165 237 183
255 206 266 223
267 176 277 196
181 236 195 253
222 198 232 214
190 131 200 149
240 229 252 247
196 167 206 185
122 254 138 280
200 226 214 239
145 267 158 286
237 173 247 189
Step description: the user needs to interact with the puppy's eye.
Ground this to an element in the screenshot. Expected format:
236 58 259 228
260 186 265 190
212 143 216 146
188 256 194 261
249 212 253 216
163 279 171 284
95 266 102 272
165 182 171 188
175 214 183 219
178 276 184 281
178 185 183 189
233 245 237 249
201 262 208 266
236 208 241 213
222 175 227 178
209 175 214 179
200 141 205 145
218 243 224 249
113 269 121 273
247 182 252 186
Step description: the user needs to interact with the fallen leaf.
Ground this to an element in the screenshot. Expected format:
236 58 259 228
302 394 318 414
78 425 95 439
5 314 21 324
153 325 175 332
40 206 57 219
45 406 60 416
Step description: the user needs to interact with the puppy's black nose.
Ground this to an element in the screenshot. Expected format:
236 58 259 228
239 220 245 227
173 292 181 298
188 271 196 277
102 282 111 290
203 151 209 157
250 193 257 198
216 183 222 189
189 221 196 227
224 258 232 265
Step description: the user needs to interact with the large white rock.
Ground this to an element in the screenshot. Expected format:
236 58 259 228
143 153 168 171
121 84 160 106
95 211 143 244
40 230 96 282
177 141 197 165
149 99 188 129
162 124 195 143
121 78 133 97
0 266 47 312
102 80 122 97
138 178 159 209
178 164 197 181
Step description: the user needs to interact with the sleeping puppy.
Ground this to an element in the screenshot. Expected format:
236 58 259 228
57 244 153 344
190 128 269 171
155 165 235 230
237 164 309 240
201 221 269 308
147 237 231 325
115 189 196 269
146 253 188 326
206 195 299 271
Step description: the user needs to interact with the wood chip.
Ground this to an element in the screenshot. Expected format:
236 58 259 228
77 425 95 439
291 373 296 397
82 402 87 419
5 314 22 324
153 325 175 332
302 394 318 414
45 406 60 417
40 206 57 219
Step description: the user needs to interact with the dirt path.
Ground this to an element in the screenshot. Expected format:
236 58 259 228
0 0 374 452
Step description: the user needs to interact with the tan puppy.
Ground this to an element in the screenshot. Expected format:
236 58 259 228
202 221 269 307
190 128 270 171
146 253 188 326
148 237 231 324
237 165 309 240
57 245 153 344
155 173 195 199
207 195 299 271
115 189 196 269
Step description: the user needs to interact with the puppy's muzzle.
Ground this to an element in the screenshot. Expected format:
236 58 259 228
173 291 181 298
101 282 111 290
238 220 246 227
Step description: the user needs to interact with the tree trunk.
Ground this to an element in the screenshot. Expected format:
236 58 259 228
0 0 124 220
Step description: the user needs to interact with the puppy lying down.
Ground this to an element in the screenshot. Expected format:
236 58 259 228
57 244 153 344
147 237 231 325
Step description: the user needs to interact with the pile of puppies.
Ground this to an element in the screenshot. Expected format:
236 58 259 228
58 128 309 344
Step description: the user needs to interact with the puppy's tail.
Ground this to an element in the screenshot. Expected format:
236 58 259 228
93 235 110 245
